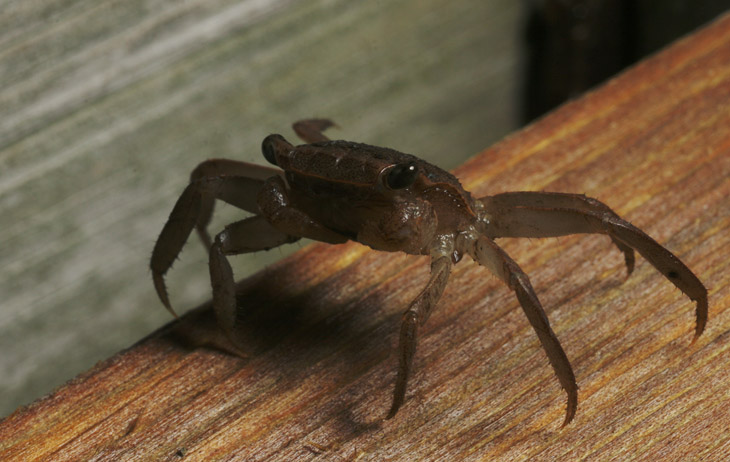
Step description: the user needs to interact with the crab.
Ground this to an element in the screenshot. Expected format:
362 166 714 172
151 119 707 425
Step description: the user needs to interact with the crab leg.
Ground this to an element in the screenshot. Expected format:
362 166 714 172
481 192 707 339
208 216 300 338
388 256 452 419
292 119 336 143
468 236 577 426
151 167 278 316
257 176 350 244
206 173 353 339
190 160 281 248
483 192 635 273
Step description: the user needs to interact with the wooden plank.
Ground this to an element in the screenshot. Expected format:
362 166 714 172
2 11 729 462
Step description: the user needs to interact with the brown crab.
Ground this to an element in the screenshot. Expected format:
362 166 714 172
151 119 707 425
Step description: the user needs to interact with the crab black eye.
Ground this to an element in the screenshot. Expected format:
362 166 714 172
386 162 418 189
261 134 283 166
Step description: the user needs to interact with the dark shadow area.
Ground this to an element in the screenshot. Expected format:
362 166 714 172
167 262 394 360
160 253 405 429
522 0 729 122
155 248 434 447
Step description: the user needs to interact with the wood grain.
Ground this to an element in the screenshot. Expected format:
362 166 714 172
2 11 729 462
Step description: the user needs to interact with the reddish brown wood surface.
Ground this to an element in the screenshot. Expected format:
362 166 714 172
2 13 730 462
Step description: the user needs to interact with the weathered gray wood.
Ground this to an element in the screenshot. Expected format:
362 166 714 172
0 0 524 416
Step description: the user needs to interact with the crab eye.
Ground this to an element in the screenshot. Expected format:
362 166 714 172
385 162 418 189
261 134 283 166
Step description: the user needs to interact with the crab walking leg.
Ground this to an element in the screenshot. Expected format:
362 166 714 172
209 216 300 337
292 119 336 144
151 173 277 316
190 160 281 249
257 176 351 244
469 236 578 426
486 191 633 211
387 256 452 419
481 200 708 339
483 192 636 273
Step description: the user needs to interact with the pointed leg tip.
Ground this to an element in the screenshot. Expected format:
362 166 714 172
385 393 404 420
153 272 179 319
164 303 180 320
691 320 706 345
609 237 635 277
622 250 635 277
219 327 247 357
625 259 635 276
561 409 576 429
692 294 708 342
561 390 578 428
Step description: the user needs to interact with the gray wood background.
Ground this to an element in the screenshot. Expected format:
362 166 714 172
1 0 524 416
